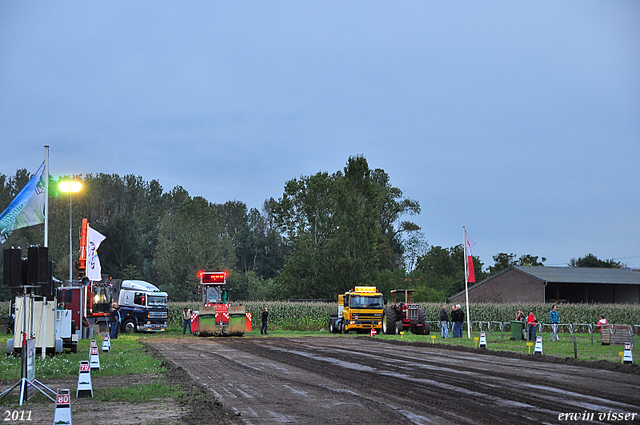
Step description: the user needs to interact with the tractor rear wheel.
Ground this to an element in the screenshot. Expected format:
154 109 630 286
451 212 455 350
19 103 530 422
417 308 427 335
383 307 397 335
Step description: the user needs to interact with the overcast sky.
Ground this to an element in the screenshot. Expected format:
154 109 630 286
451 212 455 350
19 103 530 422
1 1 639 269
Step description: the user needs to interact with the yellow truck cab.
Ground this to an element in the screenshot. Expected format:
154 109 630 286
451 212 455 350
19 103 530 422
329 286 384 334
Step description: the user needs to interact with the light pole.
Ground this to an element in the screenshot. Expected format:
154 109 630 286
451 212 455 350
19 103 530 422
59 181 82 283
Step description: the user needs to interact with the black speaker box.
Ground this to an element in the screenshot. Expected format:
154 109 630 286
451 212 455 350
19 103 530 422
3 248 22 286
27 246 49 285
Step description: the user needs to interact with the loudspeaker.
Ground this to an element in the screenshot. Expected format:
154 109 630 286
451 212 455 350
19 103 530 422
27 246 49 285
40 260 55 300
3 248 23 286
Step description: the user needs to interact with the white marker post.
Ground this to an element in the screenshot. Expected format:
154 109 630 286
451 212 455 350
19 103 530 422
76 361 93 398
89 340 100 371
53 389 72 425
534 336 543 354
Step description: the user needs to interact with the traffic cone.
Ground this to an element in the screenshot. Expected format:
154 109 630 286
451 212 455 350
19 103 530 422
370 328 377 337
623 342 633 364
534 336 543 354
479 331 487 348
76 361 93 398
53 389 72 425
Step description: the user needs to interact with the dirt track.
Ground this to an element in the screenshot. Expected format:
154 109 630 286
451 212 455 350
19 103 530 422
147 336 640 424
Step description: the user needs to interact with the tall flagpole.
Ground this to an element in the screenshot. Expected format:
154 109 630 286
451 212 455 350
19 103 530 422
43 146 50 359
44 146 49 247
463 226 471 338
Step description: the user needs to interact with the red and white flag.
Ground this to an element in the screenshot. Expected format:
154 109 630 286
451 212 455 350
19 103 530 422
465 230 476 283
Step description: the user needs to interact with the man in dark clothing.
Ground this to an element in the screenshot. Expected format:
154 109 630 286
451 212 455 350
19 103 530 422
439 305 449 338
450 306 459 338
454 304 464 338
109 304 121 339
261 307 269 335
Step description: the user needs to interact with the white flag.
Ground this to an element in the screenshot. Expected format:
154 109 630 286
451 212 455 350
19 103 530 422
86 225 106 281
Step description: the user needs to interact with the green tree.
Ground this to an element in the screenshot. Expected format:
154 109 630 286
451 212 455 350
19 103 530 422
155 197 235 301
487 252 546 276
272 156 420 299
569 253 624 268
412 244 485 300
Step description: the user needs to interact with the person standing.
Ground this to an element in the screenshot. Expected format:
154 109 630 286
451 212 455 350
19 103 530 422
455 304 464 338
549 305 559 342
527 311 536 341
109 303 121 339
450 306 459 338
261 307 269 335
439 305 449 338
182 307 192 335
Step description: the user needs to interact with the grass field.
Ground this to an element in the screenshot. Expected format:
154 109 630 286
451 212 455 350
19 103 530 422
0 334 183 407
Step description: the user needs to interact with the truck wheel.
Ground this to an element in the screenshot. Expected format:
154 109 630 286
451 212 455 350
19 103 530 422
122 319 136 334
383 307 397 335
71 343 78 353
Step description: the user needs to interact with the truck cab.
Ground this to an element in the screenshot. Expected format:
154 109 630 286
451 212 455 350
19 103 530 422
116 280 168 333
329 286 384 334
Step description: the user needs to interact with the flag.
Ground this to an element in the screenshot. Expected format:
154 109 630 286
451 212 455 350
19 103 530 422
86 225 106 281
465 230 476 283
0 161 46 244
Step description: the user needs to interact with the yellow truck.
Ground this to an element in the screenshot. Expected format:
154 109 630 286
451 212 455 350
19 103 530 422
328 286 384 334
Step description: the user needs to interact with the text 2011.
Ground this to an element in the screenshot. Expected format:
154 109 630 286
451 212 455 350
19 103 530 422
3 411 32 421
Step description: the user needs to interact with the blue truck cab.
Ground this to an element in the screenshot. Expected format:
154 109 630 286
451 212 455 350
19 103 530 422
116 280 168 333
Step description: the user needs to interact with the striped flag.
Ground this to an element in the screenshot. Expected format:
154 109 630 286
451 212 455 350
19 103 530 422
465 230 476 283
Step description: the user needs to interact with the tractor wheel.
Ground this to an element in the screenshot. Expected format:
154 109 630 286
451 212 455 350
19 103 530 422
383 307 397 335
121 319 136 334
396 320 404 335
424 322 431 335
417 308 427 335
329 319 336 334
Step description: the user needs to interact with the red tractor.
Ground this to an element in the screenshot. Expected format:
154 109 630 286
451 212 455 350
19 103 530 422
383 289 430 335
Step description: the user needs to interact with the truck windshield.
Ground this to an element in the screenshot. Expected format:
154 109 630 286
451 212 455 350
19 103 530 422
205 287 221 304
350 295 382 309
147 295 167 307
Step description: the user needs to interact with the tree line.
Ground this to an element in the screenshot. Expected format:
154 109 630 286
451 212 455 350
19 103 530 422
0 155 625 302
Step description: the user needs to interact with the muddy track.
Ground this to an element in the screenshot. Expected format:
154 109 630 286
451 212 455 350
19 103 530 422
147 337 640 424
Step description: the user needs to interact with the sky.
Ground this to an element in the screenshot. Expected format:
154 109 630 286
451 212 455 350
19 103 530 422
1 1 639 269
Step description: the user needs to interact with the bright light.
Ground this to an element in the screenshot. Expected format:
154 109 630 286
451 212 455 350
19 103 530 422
59 181 82 193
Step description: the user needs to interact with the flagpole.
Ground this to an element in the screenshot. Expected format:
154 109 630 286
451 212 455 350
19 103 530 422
44 146 49 247
463 226 471 338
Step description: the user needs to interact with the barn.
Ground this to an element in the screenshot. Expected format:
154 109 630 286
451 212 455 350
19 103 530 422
448 266 640 304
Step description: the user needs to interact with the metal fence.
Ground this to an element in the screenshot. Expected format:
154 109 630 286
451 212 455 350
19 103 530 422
425 320 638 345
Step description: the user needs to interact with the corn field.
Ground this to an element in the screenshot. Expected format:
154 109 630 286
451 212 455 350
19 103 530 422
1 301 635 332
166 302 640 331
